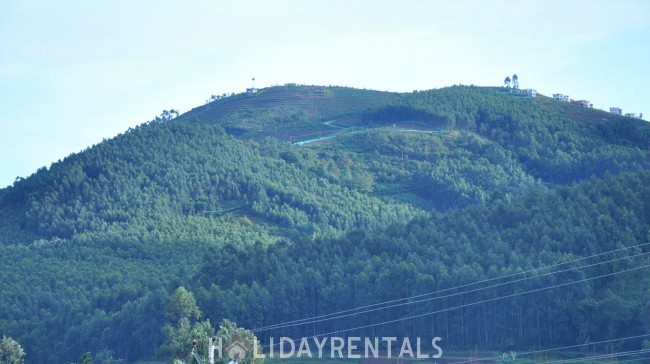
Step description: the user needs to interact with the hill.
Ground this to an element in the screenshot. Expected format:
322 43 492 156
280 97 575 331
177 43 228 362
0 85 649 363
183 84 402 141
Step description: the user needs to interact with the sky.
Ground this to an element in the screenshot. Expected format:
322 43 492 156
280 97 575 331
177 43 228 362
1 0 649 188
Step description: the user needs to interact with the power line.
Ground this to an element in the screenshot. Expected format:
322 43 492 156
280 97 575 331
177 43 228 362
602 354 650 364
254 242 650 331
311 263 650 338
262 263 650 348
253 244 650 332
542 348 650 364
256 251 649 332
449 333 650 364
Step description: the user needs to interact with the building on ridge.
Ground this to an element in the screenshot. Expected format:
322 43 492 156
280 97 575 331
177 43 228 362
553 93 570 102
571 99 593 108
524 89 537 98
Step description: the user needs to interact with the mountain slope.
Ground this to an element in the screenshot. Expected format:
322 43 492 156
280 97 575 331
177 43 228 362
197 170 650 350
0 85 649 363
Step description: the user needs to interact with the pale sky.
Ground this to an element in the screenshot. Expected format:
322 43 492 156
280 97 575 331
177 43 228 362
1 0 649 188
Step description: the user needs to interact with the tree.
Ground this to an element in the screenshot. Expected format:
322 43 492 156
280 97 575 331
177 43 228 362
0 336 25 364
512 74 519 89
94 349 124 364
160 318 193 362
158 109 180 122
160 317 215 362
160 287 214 362
214 320 264 364
504 76 511 88
78 352 93 364
166 287 201 328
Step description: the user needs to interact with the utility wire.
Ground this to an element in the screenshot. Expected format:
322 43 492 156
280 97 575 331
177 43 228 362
254 242 650 331
601 354 650 364
254 245 650 331
261 263 650 349
256 251 649 331
449 333 650 364
542 348 650 364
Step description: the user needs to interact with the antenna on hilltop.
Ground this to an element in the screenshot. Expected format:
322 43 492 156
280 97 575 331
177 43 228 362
246 78 258 95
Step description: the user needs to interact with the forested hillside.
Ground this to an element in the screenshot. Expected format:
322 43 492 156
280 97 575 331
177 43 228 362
0 85 649 363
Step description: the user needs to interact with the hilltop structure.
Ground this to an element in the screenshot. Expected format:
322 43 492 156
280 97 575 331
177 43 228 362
609 107 643 119
553 93 593 108
553 93 570 102
571 99 593 108
524 89 536 98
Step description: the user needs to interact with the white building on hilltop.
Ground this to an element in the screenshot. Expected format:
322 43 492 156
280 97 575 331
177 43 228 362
610 107 622 115
553 93 570 102
571 99 593 108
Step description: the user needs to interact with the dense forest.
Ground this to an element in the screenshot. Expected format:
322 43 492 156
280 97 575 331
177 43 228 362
0 85 649 363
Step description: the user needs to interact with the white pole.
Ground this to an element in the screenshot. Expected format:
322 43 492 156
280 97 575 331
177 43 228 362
209 337 216 364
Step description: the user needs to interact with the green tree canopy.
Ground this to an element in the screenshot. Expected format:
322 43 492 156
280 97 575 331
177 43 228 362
0 336 25 364
215 319 264 364
78 352 93 364
166 287 201 326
